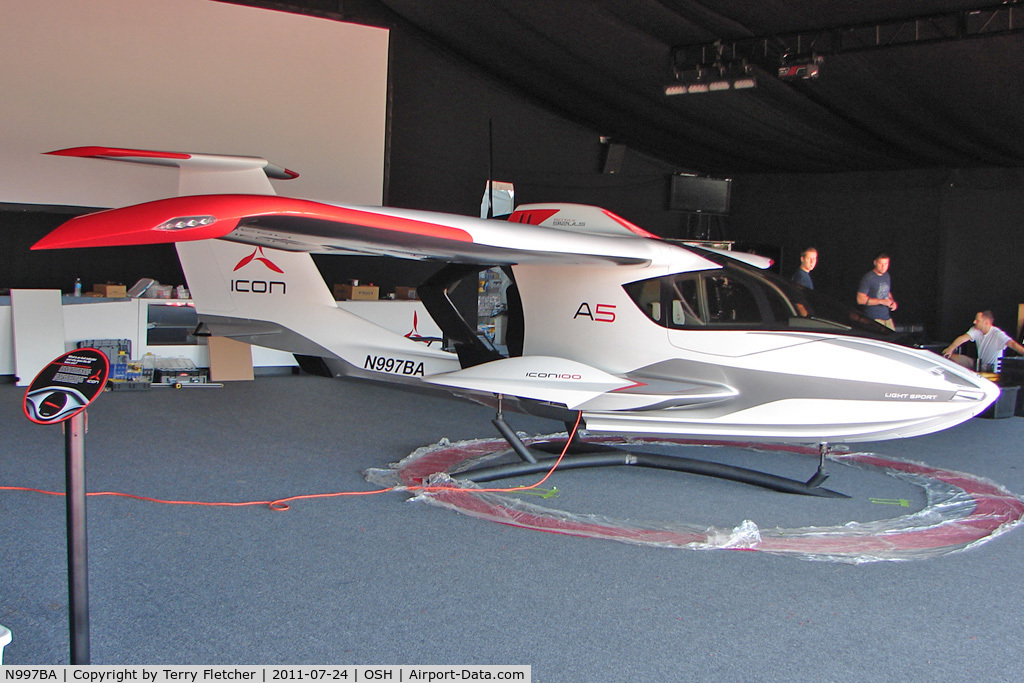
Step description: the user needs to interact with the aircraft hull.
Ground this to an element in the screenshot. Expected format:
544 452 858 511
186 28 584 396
426 341 997 444
579 400 993 444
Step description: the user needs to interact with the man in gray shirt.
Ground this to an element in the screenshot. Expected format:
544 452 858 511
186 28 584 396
857 252 897 329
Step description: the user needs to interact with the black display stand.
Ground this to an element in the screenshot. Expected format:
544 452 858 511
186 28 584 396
23 348 109 665
64 411 90 664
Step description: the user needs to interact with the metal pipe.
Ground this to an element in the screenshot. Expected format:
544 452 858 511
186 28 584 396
491 414 538 464
64 411 90 664
461 450 848 498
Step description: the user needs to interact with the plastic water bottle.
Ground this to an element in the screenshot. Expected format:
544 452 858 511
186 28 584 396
73 278 82 297
142 353 156 382
113 351 128 381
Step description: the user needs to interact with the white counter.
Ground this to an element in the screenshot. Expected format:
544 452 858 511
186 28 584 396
1 294 440 379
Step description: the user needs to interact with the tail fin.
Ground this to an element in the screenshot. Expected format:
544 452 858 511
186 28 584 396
177 239 458 380
43 146 459 382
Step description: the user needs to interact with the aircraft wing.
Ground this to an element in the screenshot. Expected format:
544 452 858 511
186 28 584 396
32 194 658 267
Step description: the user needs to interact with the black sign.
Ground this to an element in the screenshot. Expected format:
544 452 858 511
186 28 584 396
23 348 110 424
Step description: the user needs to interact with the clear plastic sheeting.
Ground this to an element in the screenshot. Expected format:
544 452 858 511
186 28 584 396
365 434 1024 563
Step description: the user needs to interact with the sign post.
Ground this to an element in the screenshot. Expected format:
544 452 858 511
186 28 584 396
23 348 109 665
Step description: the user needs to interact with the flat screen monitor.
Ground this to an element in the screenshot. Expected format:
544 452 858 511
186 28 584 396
670 174 732 214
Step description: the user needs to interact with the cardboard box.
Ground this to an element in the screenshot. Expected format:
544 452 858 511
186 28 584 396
92 283 127 298
208 336 254 382
394 286 418 300
334 284 379 300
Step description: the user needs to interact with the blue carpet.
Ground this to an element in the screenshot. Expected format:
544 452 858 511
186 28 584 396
2 375 1023 679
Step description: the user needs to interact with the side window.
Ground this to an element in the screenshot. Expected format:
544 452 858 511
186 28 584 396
704 274 762 324
763 279 797 322
627 257 888 336
635 279 663 323
624 265 796 329
669 276 702 327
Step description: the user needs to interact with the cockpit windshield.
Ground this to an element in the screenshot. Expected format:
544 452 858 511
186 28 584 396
623 250 892 337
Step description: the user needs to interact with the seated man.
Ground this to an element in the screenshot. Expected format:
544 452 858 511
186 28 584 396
942 310 1024 372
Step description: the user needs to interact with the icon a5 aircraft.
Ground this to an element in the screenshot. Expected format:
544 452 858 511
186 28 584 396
33 147 999 495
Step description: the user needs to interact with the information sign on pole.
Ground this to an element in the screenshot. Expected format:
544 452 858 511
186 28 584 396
23 348 109 424
22 348 109 665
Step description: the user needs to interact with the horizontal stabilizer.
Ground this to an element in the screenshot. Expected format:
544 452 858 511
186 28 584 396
46 146 297 197
47 147 298 180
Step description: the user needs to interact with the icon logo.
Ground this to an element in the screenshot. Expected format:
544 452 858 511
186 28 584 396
234 247 283 273
230 246 287 295
405 311 422 339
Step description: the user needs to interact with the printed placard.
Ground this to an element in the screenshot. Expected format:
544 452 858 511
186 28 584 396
23 348 110 424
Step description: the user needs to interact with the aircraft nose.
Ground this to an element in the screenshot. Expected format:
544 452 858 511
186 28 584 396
943 362 1000 404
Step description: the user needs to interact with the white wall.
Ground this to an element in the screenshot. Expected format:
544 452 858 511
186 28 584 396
0 0 388 207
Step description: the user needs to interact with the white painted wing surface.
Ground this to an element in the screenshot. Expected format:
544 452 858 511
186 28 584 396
34 195 663 268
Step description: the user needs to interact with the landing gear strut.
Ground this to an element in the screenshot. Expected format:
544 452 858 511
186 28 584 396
458 403 849 498
805 442 834 489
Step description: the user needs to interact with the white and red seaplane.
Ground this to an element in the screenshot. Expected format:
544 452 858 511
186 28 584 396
33 147 999 496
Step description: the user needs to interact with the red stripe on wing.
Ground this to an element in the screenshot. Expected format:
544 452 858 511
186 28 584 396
32 195 475 250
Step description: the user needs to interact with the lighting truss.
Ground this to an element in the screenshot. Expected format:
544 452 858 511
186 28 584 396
666 1 1023 94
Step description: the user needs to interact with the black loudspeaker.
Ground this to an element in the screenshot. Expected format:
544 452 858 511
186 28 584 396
603 143 626 174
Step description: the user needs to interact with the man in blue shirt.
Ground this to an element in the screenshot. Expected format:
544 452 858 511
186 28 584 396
857 252 897 330
791 247 817 289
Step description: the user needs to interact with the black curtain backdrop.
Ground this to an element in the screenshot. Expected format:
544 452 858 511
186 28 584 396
5 18 1022 346
729 168 1024 341
0 206 186 296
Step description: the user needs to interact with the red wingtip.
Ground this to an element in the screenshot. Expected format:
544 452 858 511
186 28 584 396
31 197 239 250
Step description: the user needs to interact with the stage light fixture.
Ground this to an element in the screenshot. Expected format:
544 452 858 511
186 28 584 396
663 60 757 96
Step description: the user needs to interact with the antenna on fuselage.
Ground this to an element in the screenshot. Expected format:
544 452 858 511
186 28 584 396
487 118 494 219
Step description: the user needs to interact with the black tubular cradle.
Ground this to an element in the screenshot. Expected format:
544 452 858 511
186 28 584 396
466 409 849 499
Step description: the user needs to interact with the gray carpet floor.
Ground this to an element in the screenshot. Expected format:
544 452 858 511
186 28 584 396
2 374 1023 679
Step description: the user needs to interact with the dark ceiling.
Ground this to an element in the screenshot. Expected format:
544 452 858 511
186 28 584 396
227 1 1024 175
